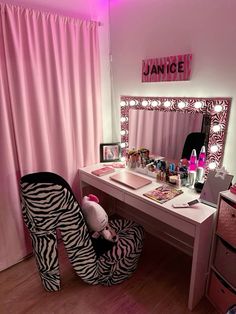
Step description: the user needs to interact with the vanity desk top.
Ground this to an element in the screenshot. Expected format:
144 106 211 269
79 163 216 228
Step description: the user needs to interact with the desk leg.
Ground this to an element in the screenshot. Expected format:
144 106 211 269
188 215 214 310
79 180 88 202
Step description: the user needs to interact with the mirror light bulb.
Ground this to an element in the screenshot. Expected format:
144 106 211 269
142 100 148 107
209 162 217 170
194 101 202 109
178 101 186 109
120 130 125 136
120 117 126 122
120 101 126 107
214 105 223 112
164 100 171 107
120 143 126 148
210 145 218 153
129 100 136 106
212 124 221 132
151 100 158 107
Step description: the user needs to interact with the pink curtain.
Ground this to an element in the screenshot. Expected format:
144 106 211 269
0 4 102 270
129 109 203 161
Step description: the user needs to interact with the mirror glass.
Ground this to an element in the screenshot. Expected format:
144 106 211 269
129 109 205 161
120 96 231 175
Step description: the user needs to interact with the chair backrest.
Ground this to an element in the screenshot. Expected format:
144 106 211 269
20 172 99 290
181 132 206 160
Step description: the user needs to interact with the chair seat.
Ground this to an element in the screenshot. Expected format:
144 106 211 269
98 219 144 286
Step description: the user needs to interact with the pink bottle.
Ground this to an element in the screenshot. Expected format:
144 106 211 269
198 146 206 168
196 146 206 182
189 149 197 171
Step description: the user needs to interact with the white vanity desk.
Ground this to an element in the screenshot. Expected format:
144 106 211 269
78 164 216 311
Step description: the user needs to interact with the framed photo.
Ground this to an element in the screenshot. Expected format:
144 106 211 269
100 143 121 162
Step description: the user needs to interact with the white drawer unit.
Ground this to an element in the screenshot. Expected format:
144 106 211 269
208 272 236 314
213 237 236 287
207 190 236 313
217 198 236 248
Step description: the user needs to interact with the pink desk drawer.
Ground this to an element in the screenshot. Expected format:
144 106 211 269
217 198 236 248
208 271 236 313
214 237 236 287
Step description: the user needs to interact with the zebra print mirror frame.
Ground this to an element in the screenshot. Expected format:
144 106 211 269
120 96 232 175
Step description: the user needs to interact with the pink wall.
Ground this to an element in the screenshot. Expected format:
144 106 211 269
109 0 236 179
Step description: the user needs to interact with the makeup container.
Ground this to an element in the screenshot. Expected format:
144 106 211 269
196 167 205 182
169 175 177 184
176 174 182 189
188 171 196 188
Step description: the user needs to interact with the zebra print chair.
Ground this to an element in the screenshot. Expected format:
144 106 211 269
20 172 144 291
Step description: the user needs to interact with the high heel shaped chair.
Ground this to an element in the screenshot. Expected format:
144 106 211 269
20 172 144 291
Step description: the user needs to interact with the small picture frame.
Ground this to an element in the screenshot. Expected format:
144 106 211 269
100 143 121 162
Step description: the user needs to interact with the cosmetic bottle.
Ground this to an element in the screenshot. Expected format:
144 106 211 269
198 146 206 168
165 167 170 182
176 174 182 189
188 149 197 188
189 149 197 171
163 171 166 182
196 146 206 182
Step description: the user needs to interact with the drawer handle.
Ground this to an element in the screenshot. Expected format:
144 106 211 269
220 288 225 294
232 213 236 218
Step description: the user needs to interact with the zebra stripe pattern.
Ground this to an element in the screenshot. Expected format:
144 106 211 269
98 219 144 286
20 172 144 291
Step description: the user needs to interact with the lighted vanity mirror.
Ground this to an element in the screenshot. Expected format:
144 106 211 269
120 96 231 174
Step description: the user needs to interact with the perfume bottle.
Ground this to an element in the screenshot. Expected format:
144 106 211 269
176 174 182 189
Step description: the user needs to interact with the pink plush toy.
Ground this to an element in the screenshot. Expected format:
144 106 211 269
81 194 118 242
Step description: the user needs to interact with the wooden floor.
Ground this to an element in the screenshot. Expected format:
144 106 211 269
0 233 217 314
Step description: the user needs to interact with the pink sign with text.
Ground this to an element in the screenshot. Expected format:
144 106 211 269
142 54 192 82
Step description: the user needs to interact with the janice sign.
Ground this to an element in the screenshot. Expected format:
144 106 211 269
142 54 192 82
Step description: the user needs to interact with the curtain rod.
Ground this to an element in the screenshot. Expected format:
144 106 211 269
0 3 102 26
